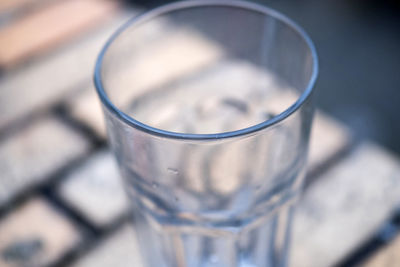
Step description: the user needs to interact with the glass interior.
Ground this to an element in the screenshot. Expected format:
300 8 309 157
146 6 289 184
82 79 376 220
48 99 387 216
99 3 316 135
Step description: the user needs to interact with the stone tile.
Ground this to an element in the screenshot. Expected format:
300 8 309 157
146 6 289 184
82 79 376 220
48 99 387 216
0 0 119 68
0 0 46 14
363 234 400 267
58 150 129 228
308 112 352 171
291 142 400 267
0 197 81 267
67 26 223 137
67 88 106 137
0 10 133 130
0 116 90 206
72 224 143 267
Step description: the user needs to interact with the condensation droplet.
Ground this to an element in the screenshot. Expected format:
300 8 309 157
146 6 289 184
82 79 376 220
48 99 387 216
167 167 179 175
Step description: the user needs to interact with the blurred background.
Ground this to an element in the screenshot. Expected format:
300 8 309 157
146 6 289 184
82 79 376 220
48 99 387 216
0 0 399 267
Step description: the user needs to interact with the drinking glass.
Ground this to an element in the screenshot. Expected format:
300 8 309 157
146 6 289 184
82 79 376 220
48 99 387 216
94 1 318 266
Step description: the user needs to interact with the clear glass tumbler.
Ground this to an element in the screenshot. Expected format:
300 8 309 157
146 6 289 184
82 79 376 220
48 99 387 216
94 1 318 266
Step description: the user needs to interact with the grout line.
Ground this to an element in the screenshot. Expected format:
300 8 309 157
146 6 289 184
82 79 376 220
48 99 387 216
334 210 400 267
0 98 106 218
42 188 102 238
39 105 131 266
52 103 106 149
52 211 132 267
42 189 100 267
334 237 386 267
0 79 91 140
0 98 102 219
0 108 50 142
303 138 358 191
0 145 96 219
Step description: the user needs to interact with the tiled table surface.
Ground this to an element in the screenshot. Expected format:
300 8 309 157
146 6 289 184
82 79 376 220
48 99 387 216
0 1 399 267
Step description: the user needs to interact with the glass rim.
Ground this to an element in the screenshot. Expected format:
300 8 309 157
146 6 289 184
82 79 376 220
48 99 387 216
94 0 319 141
